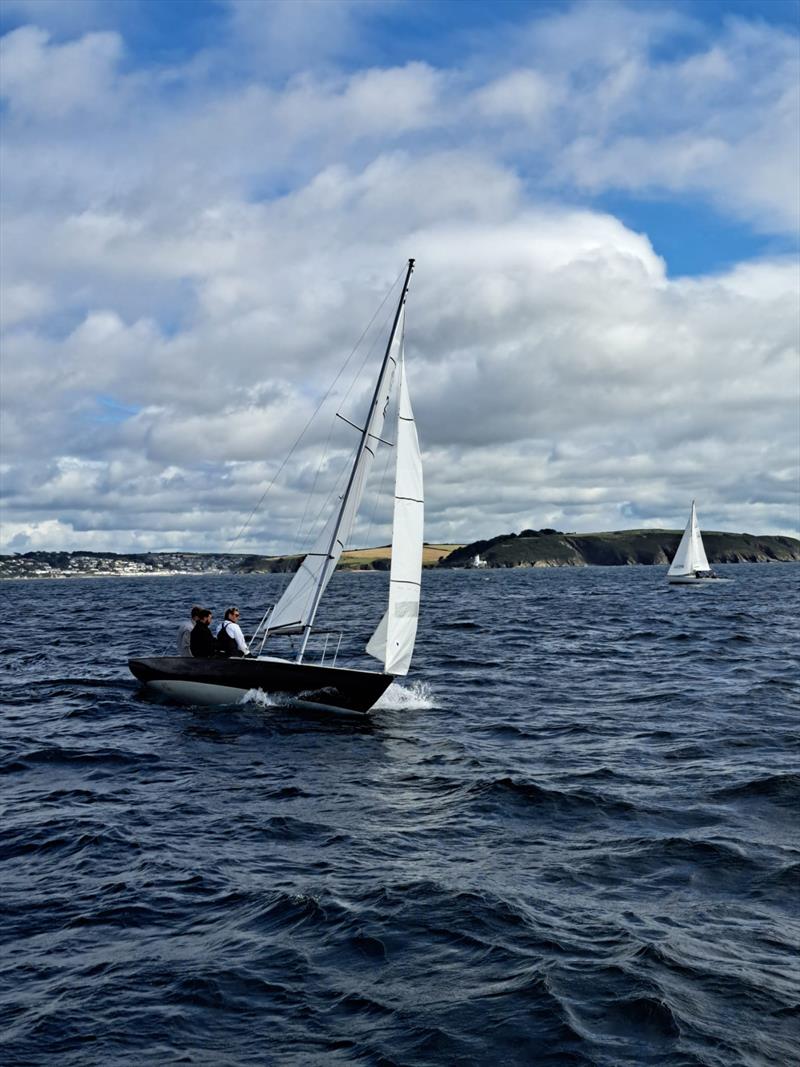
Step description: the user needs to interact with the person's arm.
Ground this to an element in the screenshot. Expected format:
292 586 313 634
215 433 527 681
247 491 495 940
232 623 249 654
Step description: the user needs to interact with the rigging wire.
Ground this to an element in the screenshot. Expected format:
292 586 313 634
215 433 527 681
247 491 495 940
291 298 394 554
360 307 407 553
229 265 407 547
295 415 338 555
337 299 396 426
297 438 360 557
249 438 360 647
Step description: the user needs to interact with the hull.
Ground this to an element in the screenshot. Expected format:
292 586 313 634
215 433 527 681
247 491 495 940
128 655 394 715
668 574 723 585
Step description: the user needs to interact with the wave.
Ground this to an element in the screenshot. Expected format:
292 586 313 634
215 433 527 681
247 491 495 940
614 835 764 874
0 745 160 775
253 815 335 843
1 822 142 863
712 772 800 805
468 776 636 819
167 968 294 1011
765 862 800 890
599 994 681 1039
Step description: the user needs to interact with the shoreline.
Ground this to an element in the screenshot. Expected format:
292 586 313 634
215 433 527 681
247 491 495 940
3 559 798 582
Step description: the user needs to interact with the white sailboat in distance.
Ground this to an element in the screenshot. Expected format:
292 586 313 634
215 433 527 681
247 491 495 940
130 259 423 714
667 501 722 584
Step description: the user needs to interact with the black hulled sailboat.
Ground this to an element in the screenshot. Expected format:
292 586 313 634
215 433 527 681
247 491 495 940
129 260 423 715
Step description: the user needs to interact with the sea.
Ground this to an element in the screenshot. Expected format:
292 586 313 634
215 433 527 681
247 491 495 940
1 563 798 1067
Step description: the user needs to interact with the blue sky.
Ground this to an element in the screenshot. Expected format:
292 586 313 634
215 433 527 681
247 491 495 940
1 0 798 551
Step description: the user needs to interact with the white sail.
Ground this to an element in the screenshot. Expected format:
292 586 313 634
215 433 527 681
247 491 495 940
265 308 404 635
668 501 710 576
366 351 423 675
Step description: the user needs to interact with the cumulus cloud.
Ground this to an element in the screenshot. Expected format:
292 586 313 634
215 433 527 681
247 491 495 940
1 1 798 553
521 6 800 232
226 0 389 79
0 24 123 119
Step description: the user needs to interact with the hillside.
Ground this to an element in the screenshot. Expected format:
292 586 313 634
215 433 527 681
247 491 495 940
440 529 800 568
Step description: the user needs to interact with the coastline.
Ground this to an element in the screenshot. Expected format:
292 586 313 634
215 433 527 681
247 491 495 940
3 558 798 581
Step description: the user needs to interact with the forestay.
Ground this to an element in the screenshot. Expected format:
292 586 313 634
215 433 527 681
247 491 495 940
366 348 423 675
265 309 405 636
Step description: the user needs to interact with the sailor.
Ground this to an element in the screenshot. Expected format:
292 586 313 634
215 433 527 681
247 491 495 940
176 605 203 656
216 606 250 658
190 609 217 658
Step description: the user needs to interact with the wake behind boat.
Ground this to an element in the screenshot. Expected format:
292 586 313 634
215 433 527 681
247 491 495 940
667 501 727 585
129 260 423 715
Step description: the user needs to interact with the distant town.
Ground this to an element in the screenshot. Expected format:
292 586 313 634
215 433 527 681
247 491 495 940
0 544 457 580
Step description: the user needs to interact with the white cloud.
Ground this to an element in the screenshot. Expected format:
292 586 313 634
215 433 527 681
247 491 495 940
225 0 392 78
0 25 123 119
0 280 51 326
3 170 796 547
474 69 556 126
542 9 800 232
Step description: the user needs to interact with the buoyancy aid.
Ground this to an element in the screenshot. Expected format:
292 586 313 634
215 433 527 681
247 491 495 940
216 621 243 658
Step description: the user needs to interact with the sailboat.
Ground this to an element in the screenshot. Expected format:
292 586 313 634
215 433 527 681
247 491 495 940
667 501 720 584
129 260 423 715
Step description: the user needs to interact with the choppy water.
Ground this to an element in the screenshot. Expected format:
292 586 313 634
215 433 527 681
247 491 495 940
1 564 798 1066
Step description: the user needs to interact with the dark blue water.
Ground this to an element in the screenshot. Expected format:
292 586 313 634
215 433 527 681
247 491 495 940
2 565 798 1066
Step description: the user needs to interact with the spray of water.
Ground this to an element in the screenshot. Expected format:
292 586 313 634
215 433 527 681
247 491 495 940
239 688 287 708
374 680 438 711
238 681 438 713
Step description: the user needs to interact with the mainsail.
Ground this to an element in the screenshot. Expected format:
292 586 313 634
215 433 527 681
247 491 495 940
366 348 424 675
265 305 406 638
668 501 710 576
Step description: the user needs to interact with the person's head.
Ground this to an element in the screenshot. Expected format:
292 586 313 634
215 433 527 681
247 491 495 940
198 609 212 625
224 606 241 622
190 605 203 620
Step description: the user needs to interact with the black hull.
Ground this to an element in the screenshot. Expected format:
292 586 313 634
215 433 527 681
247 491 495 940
128 656 394 714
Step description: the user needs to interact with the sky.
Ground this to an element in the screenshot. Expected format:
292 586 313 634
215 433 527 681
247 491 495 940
1 0 798 556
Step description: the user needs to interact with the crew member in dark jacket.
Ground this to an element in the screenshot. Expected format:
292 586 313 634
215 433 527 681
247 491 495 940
190 609 216 658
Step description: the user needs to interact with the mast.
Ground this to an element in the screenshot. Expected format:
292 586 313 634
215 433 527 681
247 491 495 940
296 258 416 661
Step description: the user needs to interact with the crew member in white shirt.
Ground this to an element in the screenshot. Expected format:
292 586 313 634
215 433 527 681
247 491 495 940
217 606 250 657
